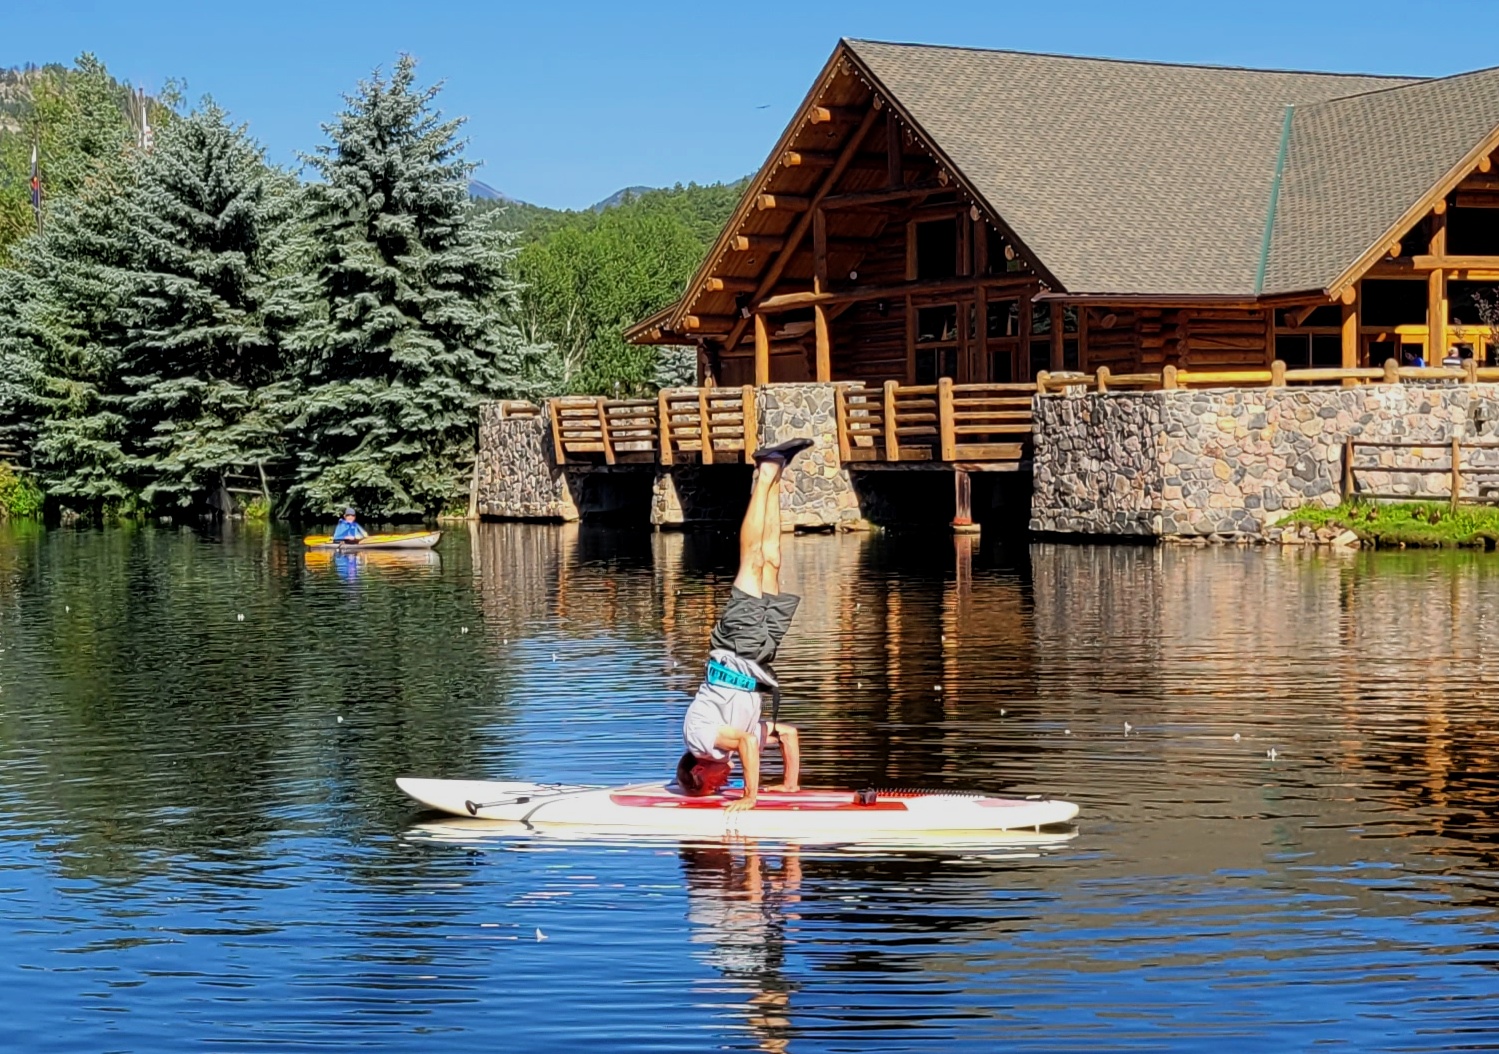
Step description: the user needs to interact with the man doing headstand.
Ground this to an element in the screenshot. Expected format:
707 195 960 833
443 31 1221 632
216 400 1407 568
677 438 814 813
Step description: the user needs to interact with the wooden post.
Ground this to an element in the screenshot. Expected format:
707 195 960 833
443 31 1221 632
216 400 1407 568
883 379 900 461
812 207 828 295
938 376 956 461
1342 439 1354 501
973 284 988 383
813 303 831 382
697 388 714 465
1035 369 1049 394
1341 292 1358 386
952 469 974 528
1429 210 1448 363
1163 364 1178 390
548 398 567 464
904 294 916 383
1050 301 1064 372
886 108 903 189
1271 359 1287 386
1383 358 1399 384
740 385 757 463
657 389 674 465
596 398 616 466
1096 365 1111 393
834 384 851 464
1452 436 1462 510
754 313 770 386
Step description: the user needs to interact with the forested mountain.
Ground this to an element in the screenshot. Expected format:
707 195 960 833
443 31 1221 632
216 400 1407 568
0 53 745 521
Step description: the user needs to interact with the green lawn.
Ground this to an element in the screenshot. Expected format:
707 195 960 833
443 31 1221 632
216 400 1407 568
1281 500 1499 547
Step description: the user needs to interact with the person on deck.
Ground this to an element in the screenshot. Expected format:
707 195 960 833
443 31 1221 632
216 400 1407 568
677 438 815 813
332 507 368 544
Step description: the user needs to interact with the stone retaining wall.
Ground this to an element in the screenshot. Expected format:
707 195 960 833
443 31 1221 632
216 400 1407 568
1032 384 1499 538
474 404 579 521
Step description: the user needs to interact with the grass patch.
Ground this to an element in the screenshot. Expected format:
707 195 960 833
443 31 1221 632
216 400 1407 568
1282 499 1499 548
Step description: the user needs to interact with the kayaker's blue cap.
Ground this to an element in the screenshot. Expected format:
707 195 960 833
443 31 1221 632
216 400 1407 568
342 507 356 517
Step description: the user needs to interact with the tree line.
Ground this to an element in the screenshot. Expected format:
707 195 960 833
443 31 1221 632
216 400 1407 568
0 55 741 521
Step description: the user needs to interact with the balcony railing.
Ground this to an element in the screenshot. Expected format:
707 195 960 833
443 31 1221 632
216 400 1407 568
547 387 758 465
836 379 1036 465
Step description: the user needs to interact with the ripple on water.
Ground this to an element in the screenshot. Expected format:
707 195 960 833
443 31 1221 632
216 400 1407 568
1 525 1499 1050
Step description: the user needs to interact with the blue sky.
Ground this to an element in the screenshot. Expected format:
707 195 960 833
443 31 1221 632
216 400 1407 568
8 0 1499 210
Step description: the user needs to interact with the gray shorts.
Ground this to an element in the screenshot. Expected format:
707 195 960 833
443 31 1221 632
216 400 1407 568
710 587 800 665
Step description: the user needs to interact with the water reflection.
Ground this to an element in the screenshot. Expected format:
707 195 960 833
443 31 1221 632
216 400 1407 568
6 523 1499 1049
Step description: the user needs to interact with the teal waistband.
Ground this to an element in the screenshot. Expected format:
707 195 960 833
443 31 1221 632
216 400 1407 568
706 659 758 692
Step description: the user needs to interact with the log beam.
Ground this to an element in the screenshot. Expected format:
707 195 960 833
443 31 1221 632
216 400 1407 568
729 235 784 253
705 277 758 294
756 274 1036 312
886 108 903 189
1341 293 1358 378
1430 210 1448 360
783 150 836 168
820 181 945 211
680 314 735 333
722 105 885 354
814 303 831 382
757 194 810 212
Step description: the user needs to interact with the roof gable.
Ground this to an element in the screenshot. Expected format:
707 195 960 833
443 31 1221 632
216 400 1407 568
1263 66 1499 295
846 40 1414 296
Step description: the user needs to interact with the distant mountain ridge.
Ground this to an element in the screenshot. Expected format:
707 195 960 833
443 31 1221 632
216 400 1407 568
467 179 659 214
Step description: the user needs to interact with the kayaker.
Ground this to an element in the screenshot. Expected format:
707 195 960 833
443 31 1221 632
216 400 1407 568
331 507 368 544
677 437 814 812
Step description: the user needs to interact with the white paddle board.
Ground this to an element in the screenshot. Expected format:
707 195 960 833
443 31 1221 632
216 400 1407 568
396 777 1079 839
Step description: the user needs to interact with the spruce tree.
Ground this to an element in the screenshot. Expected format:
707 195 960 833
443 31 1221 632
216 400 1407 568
114 104 290 511
0 162 137 510
284 55 542 518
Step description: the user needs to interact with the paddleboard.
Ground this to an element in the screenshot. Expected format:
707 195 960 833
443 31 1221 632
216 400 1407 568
396 777 1079 838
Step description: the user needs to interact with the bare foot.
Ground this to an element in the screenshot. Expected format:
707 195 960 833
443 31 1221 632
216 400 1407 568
766 783 799 793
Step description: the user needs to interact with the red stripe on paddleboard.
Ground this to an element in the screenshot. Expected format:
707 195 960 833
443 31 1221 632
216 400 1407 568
610 792 908 812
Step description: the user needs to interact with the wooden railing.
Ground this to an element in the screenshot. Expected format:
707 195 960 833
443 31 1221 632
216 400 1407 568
836 379 1036 465
658 386 757 466
1036 359 1499 394
1343 438 1499 509
549 396 659 464
547 387 758 465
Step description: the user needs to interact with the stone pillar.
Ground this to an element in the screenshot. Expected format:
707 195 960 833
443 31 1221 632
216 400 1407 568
755 383 864 530
474 402 580 521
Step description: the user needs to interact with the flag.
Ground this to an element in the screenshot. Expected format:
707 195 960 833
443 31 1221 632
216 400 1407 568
28 140 41 230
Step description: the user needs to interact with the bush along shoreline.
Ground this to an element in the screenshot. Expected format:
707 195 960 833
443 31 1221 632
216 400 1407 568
1277 500 1499 548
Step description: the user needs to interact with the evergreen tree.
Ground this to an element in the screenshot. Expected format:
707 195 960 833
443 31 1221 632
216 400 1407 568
283 56 541 518
114 104 290 510
0 160 137 510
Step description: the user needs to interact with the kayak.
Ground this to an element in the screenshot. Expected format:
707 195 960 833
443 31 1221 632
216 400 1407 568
304 530 442 550
396 777 1079 838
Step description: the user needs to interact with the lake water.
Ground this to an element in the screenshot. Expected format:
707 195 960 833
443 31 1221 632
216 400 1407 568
3 522 1499 1052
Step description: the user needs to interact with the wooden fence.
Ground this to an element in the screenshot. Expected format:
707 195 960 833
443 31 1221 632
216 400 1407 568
836 379 1034 465
1342 438 1499 509
547 387 758 465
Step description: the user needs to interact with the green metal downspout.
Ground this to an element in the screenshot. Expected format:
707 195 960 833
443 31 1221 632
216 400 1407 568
1255 105 1295 295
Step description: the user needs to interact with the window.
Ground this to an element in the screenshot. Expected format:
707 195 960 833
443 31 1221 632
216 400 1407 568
915 219 958 280
914 303 959 383
1275 333 1341 368
1360 280 1427 327
1446 206 1499 256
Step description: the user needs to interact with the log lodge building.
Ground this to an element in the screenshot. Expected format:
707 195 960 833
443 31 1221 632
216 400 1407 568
479 40 1499 537
628 40 1499 387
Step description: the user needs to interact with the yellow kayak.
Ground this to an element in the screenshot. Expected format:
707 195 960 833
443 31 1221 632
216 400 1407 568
303 530 442 550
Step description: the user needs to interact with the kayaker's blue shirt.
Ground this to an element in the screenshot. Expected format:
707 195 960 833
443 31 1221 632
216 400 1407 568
332 520 367 541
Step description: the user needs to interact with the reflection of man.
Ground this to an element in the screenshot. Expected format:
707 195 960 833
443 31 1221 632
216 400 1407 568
677 440 812 811
681 840 802 1054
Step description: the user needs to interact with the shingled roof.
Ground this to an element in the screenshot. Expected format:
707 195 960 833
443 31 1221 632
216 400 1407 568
847 40 1428 297
1264 66 1499 294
